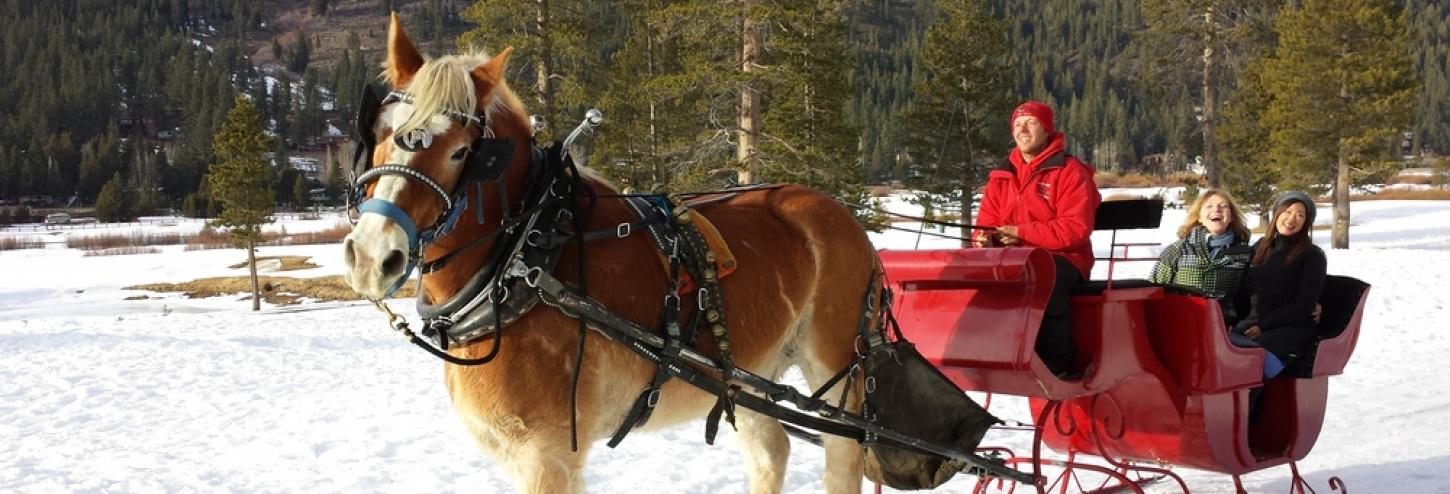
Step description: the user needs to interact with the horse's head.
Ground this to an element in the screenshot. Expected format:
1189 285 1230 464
343 13 526 300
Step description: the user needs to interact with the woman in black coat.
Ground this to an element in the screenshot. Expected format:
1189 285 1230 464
1234 191 1327 378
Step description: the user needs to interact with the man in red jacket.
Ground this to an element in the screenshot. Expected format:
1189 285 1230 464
973 101 1101 379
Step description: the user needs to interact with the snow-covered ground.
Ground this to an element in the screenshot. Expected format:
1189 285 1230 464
2 196 1449 493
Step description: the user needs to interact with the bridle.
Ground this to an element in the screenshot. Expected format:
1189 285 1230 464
348 83 517 296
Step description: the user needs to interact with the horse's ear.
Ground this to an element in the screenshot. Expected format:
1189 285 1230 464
386 12 424 88
473 46 513 86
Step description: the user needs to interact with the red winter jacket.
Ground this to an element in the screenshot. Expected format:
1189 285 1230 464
977 133 1101 278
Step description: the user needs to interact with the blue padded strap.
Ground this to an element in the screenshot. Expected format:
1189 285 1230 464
425 196 468 243
359 199 420 251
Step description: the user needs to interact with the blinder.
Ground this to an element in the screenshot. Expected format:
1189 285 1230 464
351 84 387 184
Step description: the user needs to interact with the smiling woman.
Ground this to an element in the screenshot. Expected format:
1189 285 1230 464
1149 188 1255 326
1233 191 1328 378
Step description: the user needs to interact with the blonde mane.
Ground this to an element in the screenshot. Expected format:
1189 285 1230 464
387 51 525 135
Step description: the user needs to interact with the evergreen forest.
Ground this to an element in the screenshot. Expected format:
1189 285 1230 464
0 0 1444 226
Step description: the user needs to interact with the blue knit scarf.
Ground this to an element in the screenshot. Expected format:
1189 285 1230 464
1208 230 1236 259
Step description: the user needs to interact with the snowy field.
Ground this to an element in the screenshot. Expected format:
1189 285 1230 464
2 194 1449 493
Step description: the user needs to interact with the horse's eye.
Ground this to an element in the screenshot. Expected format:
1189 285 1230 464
451 147 468 161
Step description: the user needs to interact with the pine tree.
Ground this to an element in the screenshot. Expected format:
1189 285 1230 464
459 0 613 141
1261 0 1415 248
1137 0 1282 188
77 139 109 200
1432 156 1450 189
292 69 325 144
1408 0 1450 156
287 34 311 74
1220 57 1279 220
901 0 1015 236
95 172 134 222
844 0 928 184
754 0 862 198
292 173 311 211
207 95 275 311
595 0 696 191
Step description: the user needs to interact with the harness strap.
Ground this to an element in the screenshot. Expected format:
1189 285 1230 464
580 216 661 242
606 198 697 448
607 292 683 448
526 268 1030 482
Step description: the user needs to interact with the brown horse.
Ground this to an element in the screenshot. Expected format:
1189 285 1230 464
343 14 879 494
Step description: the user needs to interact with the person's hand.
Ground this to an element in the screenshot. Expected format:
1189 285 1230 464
1313 303 1323 323
971 230 995 248
1244 325 1262 339
995 225 1022 246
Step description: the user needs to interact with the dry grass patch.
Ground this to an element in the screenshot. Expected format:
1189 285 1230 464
64 223 352 253
1355 189 1450 201
0 236 44 251
1388 175 1434 185
228 255 320 271
127 275 416 306
266 224 351 246
1094 172 1160 188
68 232 185 250
84 246 161 256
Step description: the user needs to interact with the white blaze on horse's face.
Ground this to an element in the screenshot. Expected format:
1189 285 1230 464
342 101 467 300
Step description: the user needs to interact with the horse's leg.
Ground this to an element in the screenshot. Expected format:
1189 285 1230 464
735 408 792 494
503 441 586 494
802 355 866 494
451 395 589 494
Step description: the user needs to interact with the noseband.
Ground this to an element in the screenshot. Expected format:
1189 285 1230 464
349 83 516 295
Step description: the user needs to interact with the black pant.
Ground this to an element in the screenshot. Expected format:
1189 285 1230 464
1037 255 1083 374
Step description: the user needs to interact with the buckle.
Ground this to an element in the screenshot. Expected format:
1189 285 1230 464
524 267 544 288
483 283 511 304
616 222 631 238
646 388 662 408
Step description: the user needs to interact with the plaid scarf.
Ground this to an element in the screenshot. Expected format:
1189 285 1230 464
1149 226 1252 300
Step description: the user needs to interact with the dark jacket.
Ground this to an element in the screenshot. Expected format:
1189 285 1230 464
1149 226 1253 325
978 132 1101 278
1237 238 1327 359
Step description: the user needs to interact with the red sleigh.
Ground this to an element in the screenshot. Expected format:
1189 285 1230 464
878 199 1368 493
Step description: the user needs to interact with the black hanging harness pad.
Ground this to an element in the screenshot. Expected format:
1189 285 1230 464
861 322 1001 490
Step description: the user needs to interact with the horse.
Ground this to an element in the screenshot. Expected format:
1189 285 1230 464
342 14 880 494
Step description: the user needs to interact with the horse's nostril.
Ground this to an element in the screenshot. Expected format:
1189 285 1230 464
381 249 407 277
343 239 357 267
